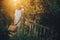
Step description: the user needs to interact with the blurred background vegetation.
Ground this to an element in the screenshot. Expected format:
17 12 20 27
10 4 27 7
0 0 60 40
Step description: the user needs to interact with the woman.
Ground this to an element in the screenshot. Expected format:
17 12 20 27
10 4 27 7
13 4 25 40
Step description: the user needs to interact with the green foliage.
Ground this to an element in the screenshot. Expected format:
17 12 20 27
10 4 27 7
0 12 12 40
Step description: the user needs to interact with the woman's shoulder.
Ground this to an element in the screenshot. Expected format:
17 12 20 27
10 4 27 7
15 9 21 12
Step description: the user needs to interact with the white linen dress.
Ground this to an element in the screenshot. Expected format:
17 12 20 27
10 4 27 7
14 8 24 40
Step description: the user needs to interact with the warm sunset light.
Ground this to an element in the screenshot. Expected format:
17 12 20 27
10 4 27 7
2 0 44 19
13 0 18 6
14 0 17 2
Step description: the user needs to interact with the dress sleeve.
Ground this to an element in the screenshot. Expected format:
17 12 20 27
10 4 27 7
14 10 17 24
15 10 17 16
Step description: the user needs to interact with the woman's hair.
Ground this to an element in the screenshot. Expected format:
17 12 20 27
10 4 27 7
16 3 24 10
